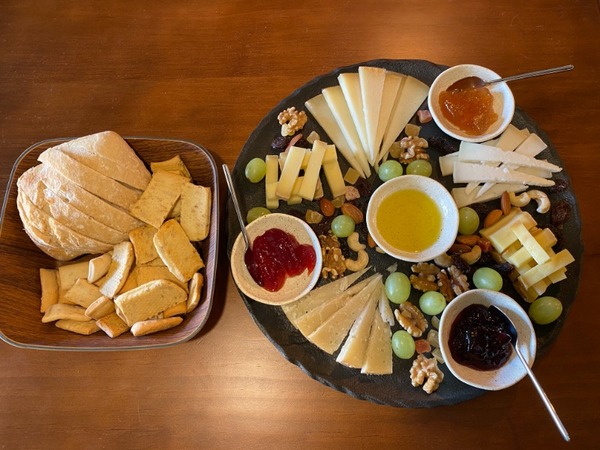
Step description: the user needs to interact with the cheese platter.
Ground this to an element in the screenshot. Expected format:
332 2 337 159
225 59 582 407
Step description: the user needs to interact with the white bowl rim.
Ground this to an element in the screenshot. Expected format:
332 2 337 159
428 64 515 143
438 289 537 391
230 213 322 305
365 175 458 263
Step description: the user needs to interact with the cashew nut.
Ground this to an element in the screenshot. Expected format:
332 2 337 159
459 245 482 265
528 190 551 214
345 249 369 272
509 191 531 207
434 253 453 268
347 232 366 252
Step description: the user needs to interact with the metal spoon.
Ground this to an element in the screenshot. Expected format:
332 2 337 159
222 164 250 250
448 64 574 91
489 305 570 442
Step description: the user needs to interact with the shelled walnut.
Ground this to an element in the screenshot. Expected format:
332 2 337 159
409 262 440 292
395 136 430 164
410 354 444 394
277 107 308 136
319 233 346 279
394 301 427 337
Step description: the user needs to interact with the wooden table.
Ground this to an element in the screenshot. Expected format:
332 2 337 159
1 1 598 448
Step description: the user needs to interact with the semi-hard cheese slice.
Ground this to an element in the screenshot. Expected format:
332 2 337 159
505 227 557 269
336 283 380 368
359 66 386 164
276 146 305 201
510 222 551 265
338 73 369 156
287 176 304 205
518 249 575 290
299 140 327 201
322 145 347 198
361 302 393 375
479 209 537 253
305 94 365 177
265 154 279 209
379 75 429 164
282 268 370 324
307 275 381 354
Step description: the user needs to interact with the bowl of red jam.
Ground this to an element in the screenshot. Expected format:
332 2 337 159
428 64 515 143
438 289 536 391
230 213 322 305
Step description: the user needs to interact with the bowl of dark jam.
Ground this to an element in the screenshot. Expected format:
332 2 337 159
428 64 515 143
438 289 536 391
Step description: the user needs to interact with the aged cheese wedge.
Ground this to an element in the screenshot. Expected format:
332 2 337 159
265 154 279 210
336 284 380 368
361 301 393 375
359 66 386 164
338 73 369 156
379 75 429 164
305 94 365 177
282 268 370 324
322 86 371 177
38 148 142 210
322 145 347 198
299 140 327 201
374 72 405 161
307 275 381 354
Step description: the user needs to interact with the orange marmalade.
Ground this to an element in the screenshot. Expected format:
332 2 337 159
439 86 498 136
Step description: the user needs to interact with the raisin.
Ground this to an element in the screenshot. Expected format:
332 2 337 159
551 199 572 228
429 136 459 155
545 178 569 193
271 135 291 150
451 254 472 275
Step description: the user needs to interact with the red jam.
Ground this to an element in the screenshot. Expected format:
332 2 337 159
244 228 316 292
439 86 498 136
449 304 513 371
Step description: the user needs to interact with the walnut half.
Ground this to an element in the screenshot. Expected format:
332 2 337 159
410 354 444 394
394 301 427 337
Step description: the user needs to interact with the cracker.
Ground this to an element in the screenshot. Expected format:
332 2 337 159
85 296 116 320
180 183 211 241
55 319 100 335
153 219 204 283
88 252 112 283
129 225 159 265
131 317 183 337
64 278 103 308
150 155 192 180
42 303 90 323
96 312 130 338
39 268 59 313
99 241 135 298
187 272 204 313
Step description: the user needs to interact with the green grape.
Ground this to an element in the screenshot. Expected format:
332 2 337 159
246 206 271 223
244 157 267 183
391 330 415 359
529 296 563 325
385 272 411 304
472 267 503 291
378 160 403 182
419 291 446 316
331 214 355 238
458 207 480 235
406 160 433 177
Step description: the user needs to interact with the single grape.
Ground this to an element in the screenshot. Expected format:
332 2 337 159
246 206 271 223
378 160 403 182
331 214 355 238
472 267 503 291
406 160 433 177
244 158 267 183
529 296 563 325
419 291 446 316
391 330 415 359
458 206 480 235
385 272 411 304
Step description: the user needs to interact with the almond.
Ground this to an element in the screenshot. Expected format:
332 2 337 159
448 243 471 254
483 209 503 228
340 203 364 224
456 234 480 246
319 198 335 217
501 191 511 215
367 233 376 248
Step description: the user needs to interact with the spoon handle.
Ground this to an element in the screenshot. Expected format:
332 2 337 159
491 64 574 85
222 164 250 249
514 346 570 442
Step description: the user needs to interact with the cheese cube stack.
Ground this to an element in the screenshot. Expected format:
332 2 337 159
480 208 574 301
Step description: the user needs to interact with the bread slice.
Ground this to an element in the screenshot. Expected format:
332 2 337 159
53 131 151 190
38 147 142 210
18 166 129 244
39 165 142 233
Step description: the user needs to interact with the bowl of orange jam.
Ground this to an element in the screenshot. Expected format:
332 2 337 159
428 64 515 143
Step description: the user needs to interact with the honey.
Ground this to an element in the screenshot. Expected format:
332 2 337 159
375 189 442 254
439 86 498 136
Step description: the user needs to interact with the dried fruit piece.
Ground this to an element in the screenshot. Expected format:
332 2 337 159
305 209 323 225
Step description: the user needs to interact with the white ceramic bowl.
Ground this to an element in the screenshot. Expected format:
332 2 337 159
366 175 458 263
230 213 322 305
438 289 536 391
428 64 515 143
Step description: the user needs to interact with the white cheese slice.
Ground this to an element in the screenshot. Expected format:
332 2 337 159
379 75 429 164
439 151 459 176
307 275 381 354
495 124 530 151
276 146 306 200
282 268 370 324
361 303 393 375
374 72 405 161
359 66 387 164
518 249 575 290
336 285 380 368
322 86 371 176
322 145 347 198
458 143 561 173
453 162 555 187
338 73 369 154
265 155 279 210
298 140 327 201
451 184 526 208
514 133 548 158
305 94 365 177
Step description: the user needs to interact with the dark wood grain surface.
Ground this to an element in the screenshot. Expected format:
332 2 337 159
1 1 598 448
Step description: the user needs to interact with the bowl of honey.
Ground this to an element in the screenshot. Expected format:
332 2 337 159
366 175 459 263
428 64 515 143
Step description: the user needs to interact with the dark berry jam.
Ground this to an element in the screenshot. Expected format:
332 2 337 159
449 304 513 371
244 228 316 292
